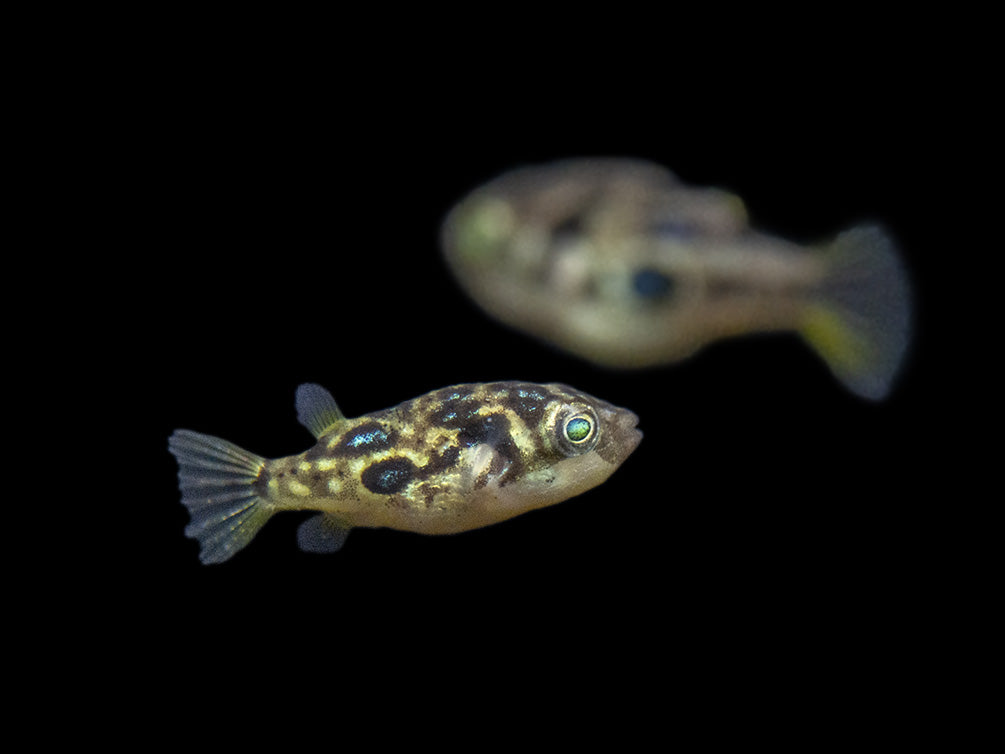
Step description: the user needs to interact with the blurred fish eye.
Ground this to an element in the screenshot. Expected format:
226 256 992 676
631 267 676 301
453 198 514 261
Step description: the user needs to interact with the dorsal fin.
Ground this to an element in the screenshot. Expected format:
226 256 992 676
295 383 347 438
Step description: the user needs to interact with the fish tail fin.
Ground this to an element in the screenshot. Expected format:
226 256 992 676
168 429 273 564
799 225 912 400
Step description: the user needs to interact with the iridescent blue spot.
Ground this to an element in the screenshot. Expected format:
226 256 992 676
349 428 389 448
334 422 394 456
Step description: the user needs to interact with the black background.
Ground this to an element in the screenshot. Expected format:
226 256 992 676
69 26 970 742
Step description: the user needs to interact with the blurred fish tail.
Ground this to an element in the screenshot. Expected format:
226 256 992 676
800 225 912 400
168 429 273 564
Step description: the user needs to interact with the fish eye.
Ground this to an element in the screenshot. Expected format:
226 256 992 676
632 267 676 301
565 416 592 442
559 411 598 453
452 198 514 261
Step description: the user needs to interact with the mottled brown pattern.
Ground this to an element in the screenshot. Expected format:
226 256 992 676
172 380 641 563
292 382 638 505
499 383 553 425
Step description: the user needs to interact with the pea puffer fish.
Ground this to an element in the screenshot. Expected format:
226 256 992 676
441 157 912 400
168 381 642 564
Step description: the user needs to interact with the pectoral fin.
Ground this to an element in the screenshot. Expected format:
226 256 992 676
460 443 510 492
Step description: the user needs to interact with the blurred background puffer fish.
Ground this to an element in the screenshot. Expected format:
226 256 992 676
440 157 912 401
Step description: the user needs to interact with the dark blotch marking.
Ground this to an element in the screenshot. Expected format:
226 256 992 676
632 267 675 301
500 384 552 427
457 412 510 448
432 388 481 428
253 468 273 496
418 444 460 478
457 412 523 486
328 421 395 457
361 457 417 495
414 445 463 509
552 211 586 240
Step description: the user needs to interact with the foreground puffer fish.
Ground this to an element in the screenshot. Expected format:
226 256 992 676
441 157 912 400
168 381 642 564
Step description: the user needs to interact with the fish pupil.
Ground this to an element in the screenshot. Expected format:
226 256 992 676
565 417 592 443
632 267 675 301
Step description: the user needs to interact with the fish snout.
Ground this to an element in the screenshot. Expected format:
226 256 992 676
597 406 643 464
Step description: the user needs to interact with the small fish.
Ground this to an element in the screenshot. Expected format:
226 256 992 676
168 381 642 563
441 157 912 400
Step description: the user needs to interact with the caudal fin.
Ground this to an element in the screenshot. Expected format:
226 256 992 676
168 429 272 564
799 225 912 400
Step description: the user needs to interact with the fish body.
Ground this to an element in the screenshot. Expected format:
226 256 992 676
168 381 641 563
441 157 912 400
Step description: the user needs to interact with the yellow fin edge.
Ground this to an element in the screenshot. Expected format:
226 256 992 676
799 304 874 379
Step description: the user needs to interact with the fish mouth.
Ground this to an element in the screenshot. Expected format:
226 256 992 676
620 409 643 452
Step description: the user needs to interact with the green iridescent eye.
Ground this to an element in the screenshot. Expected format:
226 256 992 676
555 408 600 456
564 415 593 443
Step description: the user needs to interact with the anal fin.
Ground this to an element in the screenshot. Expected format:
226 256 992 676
297 513 350 554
